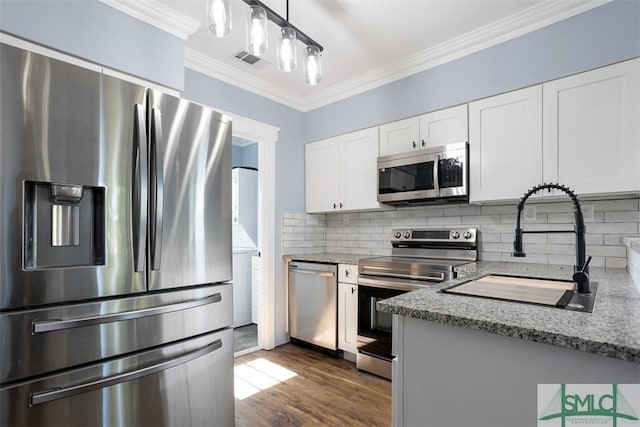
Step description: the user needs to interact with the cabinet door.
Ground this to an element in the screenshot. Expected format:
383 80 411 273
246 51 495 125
305 137 340 213
419 104 468 149
338 282 358 354
543 58 640 195
379 117 420 156
340 127 380 211
469 86 543 203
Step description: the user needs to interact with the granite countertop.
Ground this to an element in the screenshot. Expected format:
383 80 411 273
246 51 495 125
378 261 640 364
283 253 371 265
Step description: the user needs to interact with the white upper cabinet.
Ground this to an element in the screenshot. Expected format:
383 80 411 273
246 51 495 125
469 86 543 203
542 58 640 196
305 136 340 213
419 104 468 149
470 57 640 203
379 105 469 157
340 127 380 211
379 117 420 156
306 127 380 213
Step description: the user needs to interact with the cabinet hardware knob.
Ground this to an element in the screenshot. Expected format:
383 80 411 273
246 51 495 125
351 287 356 294
345 270 350 276
412 141 416 148
339 202 343 208
333 203 337 209
421 139 425 147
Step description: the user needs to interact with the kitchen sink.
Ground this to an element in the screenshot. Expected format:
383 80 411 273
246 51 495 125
441 274 597 312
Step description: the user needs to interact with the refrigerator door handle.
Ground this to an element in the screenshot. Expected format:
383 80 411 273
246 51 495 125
30 339 222 406
132 104 148 272
150 108 164 270
32 293 222 333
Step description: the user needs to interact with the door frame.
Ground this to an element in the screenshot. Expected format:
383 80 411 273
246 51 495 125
231 114 278 351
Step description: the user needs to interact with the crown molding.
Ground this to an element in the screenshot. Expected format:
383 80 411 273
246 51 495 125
302 0 612 111
185 48 306 111
98 0 201 40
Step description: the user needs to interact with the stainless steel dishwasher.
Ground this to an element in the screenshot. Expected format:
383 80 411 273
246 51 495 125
288 261 338 351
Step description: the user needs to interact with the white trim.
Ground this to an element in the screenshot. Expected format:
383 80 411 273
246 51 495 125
231 114 279 352
303 0 611 111
185 48 306 111
98 0 201 40
183 0 611 111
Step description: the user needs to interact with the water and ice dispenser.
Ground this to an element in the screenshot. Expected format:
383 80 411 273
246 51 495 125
24 181 106 269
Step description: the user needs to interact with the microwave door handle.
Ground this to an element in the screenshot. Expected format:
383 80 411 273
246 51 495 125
433 154 440 194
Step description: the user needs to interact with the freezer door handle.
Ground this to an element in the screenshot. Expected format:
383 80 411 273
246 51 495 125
132 104 148 272
150 108 164 270
32 293 222 333
30 338 222 406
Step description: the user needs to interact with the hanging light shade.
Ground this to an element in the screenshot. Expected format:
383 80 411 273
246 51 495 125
304 45 321 86
207 0 231 37
246 5 268 56
277 27 297 72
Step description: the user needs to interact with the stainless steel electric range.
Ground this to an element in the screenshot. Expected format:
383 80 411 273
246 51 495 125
356 227 478 379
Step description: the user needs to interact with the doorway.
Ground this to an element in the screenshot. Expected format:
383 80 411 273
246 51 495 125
232 137 259 354
230 113 278 357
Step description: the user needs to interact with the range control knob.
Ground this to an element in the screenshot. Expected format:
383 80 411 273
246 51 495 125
463 231 473 239
394 231 402 239
451 231 460 239
403 231 411 238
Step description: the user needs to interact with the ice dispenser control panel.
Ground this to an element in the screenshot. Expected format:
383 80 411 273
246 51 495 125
24 181 105 270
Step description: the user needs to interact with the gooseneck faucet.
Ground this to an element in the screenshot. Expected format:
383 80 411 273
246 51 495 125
512 183 592 294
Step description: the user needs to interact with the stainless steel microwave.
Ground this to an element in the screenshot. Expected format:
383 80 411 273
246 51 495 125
377 142 468 205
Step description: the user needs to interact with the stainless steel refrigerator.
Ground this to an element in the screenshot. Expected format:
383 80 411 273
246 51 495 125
0 43 235 426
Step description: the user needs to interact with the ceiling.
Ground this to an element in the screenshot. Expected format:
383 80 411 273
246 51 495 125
101 0 608 111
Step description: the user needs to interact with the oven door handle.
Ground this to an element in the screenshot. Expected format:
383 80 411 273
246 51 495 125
359 267 445 282
358 276 436 292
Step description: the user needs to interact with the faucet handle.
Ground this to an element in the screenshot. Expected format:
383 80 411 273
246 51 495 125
572 256 592 293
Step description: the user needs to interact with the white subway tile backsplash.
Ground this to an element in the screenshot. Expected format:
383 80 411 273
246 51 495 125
282 198 639 268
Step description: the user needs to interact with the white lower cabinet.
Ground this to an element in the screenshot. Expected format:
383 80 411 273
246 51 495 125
306 127 379 213
338 264 358 356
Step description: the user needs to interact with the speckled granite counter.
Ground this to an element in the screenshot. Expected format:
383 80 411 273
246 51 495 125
283 253 371 265
378 261 640 363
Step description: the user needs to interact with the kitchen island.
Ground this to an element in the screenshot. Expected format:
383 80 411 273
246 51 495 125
379 261 640 427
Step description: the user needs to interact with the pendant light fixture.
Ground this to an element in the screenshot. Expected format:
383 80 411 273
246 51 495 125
304 45 321 86
209 0 323 85
247 5 268 56
277 0 297 72
206 0 231 37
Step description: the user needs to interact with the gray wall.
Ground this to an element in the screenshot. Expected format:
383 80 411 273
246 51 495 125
305 0 640 142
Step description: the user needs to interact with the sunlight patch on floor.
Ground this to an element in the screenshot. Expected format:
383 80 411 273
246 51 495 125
234 357 298 400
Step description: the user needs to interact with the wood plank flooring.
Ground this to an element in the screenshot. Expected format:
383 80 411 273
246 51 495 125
234 344 391 426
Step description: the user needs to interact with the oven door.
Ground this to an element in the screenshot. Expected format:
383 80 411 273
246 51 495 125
356 284 408 379
377 150 439 204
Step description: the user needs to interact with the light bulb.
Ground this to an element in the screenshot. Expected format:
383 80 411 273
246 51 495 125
207 0 231 37
246 6 268 56
304 45 321 86
277 27 297 72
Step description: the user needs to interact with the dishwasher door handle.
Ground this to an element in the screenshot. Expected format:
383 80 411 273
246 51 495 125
289 267 336 277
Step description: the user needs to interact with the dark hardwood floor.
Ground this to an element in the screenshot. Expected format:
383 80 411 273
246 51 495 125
234 344 391 426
